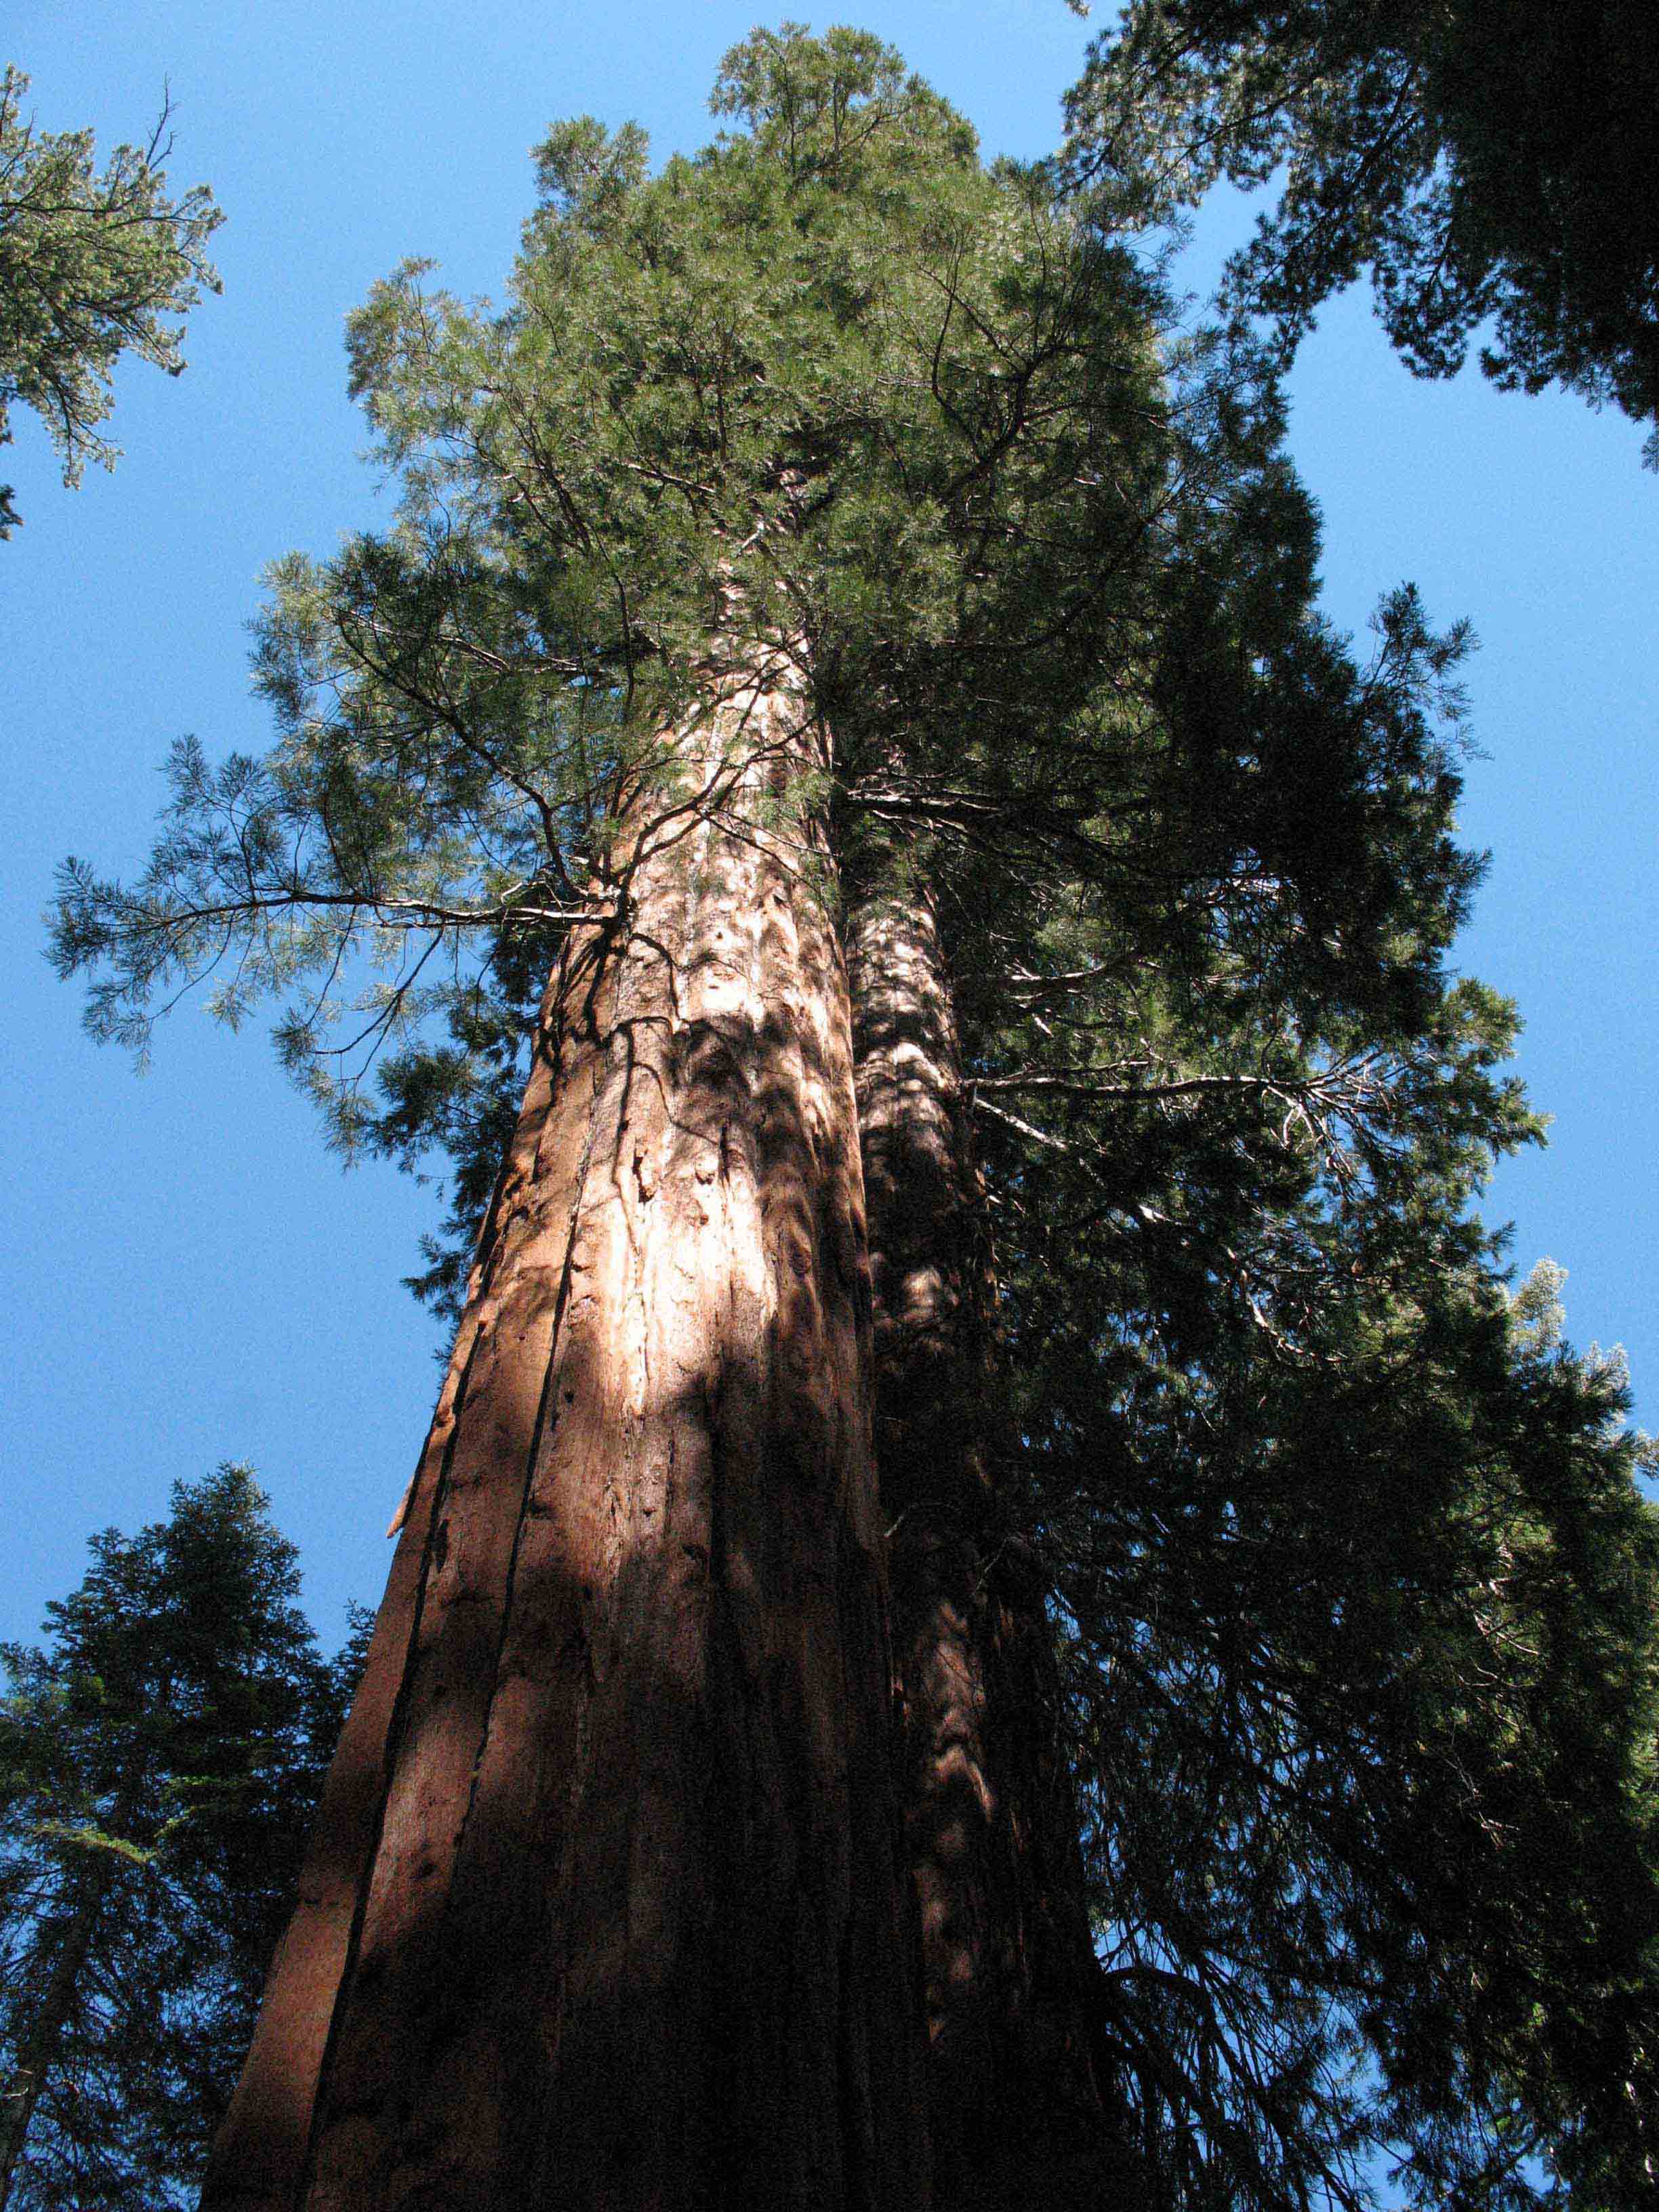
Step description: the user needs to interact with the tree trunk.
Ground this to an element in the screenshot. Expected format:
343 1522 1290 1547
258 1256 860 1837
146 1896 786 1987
203 643 929 2212
0 1761 148 2212
0 1861 109 2211
846 859 1117 2207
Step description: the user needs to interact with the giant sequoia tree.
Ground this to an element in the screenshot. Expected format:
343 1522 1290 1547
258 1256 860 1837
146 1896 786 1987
53 24 1659 2212
58 31 1173 2207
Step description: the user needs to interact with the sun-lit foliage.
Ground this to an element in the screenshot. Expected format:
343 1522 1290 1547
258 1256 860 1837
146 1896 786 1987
0 65 220 533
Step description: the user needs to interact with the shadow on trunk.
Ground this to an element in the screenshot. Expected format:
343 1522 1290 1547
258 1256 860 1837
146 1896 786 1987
203 656 929 2212
848 865 1123 2207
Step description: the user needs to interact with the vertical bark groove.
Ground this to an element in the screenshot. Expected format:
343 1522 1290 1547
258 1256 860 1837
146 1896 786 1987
204 647 928 2212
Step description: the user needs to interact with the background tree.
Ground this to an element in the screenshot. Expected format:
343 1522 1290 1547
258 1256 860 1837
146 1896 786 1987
1004 1038 1659 2208
951 669 1659 2207
0 1466 359 2211
827 325 1659 2200
1065 2 1659 462
0 64 221 535
845 834 1124 2203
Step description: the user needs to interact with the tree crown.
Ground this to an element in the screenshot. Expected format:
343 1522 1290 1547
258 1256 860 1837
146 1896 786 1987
0 65 222 532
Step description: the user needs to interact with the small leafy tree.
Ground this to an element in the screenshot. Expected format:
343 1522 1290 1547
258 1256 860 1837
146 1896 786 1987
0 1467 359 2210
0 64 222 534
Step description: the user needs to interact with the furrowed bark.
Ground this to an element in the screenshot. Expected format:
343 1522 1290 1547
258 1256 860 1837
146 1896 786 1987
846 857 1116 2207
203 642 929 2212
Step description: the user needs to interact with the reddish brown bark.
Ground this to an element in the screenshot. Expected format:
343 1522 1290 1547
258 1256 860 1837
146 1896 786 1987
847 866 1115 2205
203 646 928 2212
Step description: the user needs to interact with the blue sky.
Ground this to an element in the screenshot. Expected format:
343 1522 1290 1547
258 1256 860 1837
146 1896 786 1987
3 0 1655 1655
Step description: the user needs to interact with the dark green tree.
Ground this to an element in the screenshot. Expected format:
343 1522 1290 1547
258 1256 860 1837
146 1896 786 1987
0 64 221 534
949 714 1659 2209
819 325 1659 2200
0 1467 359 2211
1066 3 1659 460
1000 1059 1659 2208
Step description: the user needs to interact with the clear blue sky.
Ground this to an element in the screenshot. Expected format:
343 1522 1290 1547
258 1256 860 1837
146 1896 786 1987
3 0 1656 1657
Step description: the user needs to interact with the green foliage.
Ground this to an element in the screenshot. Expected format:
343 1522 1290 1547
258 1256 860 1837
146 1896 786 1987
1067 3 1659 460
926 478 1659 2195
0 1468 358 2209
1066 1300 1659 2209
0 66 221 533
889 330 1656 2194
45 27 1659 2209
983 909 1659 2212
51 24 1172 1149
